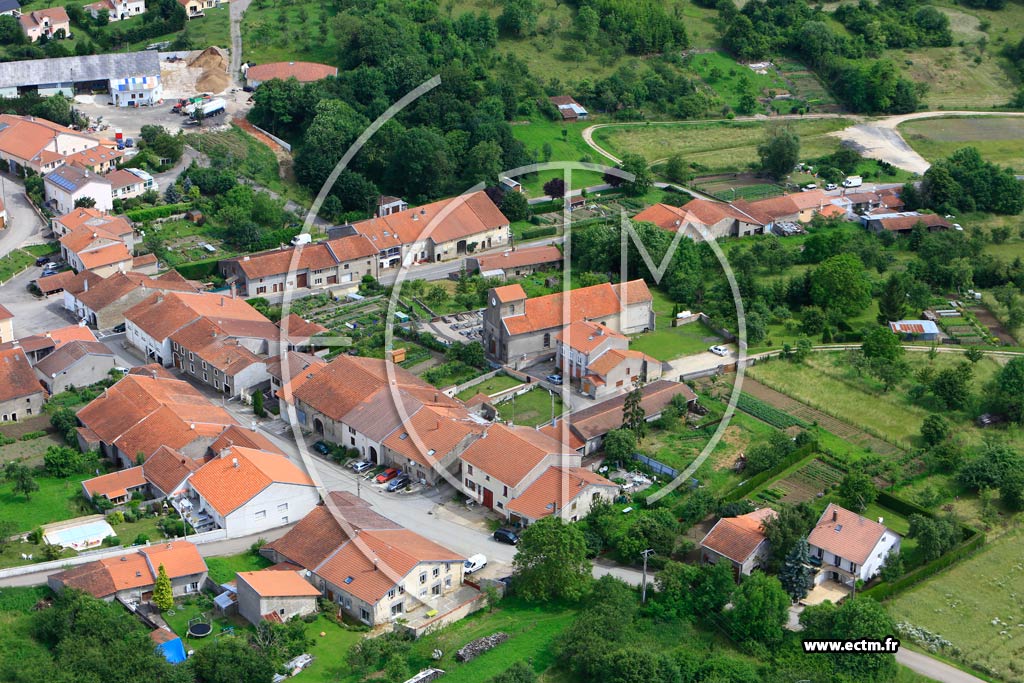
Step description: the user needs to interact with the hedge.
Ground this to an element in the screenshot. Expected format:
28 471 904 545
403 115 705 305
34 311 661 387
126 203 192 222
529 199 563 214
874 490 935 519
720 440 819 502
519 226 558 240
175 259 220 280
861 528 984 602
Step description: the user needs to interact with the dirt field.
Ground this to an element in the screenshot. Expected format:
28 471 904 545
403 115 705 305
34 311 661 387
968 305 1017 345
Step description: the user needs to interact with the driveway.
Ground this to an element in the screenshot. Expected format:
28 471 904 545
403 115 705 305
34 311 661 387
0 267 76 336
0 175 47 259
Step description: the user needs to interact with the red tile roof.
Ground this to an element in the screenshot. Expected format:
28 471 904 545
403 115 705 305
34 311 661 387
475 245 562 272
567 380 696 442
807 503 892 565
82 466 146 500
700 508 776 563
502 280 651 336
382 406 482 468
352 191 508 249
555 320 626 354
507 466 617 521
461 424 572 488
142 445 201 496
34 340 113 378
188 447 314 516
51 541 205 598
0 347 43 402
237 570 320 597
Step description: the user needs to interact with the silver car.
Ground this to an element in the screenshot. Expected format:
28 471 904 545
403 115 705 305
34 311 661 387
351 461 373 473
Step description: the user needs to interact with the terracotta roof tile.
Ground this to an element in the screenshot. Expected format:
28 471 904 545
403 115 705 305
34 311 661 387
188 446 314 516
502 280 650 336
237 570 320 597
475 245 562 272
492 283 526 303
0 347 43 402
382 406 482 468
807 503 892 565
586 348 657 377
142 445 201 496
461 424 572 488
700 508 776 563
568 380 696 442
81 466 146 500
34 340 112 377
507 466 617 521
51 541 205 598
353 191 508 250
555 320 625 354
0 304 11 320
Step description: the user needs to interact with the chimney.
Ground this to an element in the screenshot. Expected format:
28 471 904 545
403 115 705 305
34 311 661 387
190 423 195 430
232 458 238 468
373 558 378 571
230 282 236 299
218 447 230 459
878 517 884 524
832 509 838 522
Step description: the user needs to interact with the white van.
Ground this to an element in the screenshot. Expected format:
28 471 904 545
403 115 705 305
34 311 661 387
290 234 312 246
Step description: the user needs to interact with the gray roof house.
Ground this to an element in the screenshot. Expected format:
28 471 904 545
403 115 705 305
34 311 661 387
0 51 161 101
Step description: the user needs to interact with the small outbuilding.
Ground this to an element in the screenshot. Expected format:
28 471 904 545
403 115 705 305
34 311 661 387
235 569 320 626
889 320 940 341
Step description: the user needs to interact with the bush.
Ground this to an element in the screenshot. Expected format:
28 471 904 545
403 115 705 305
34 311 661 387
18 431 46 441
102 535 121 547
519 226 558 241
125 202 191 222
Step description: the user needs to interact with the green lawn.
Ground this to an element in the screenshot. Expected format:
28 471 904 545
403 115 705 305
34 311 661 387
205 551 272 584
690 51 800 115
456 374 525 401
135 6 229 51
592 118 854 172
0 249 37 284
899 117 1024 171
888 528 1024 683
185 125 307 202
629 321 724 361
509 118 608 195
0 472 95 533
497 387 563 427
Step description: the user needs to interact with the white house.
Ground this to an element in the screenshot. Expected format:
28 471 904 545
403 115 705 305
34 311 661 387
807 503 901 588
85 0 146 21
108 168 157 200
44 164 113 214
183 446 319 537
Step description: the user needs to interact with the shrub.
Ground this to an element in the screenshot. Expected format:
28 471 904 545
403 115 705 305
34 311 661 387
519 226 558 240
125 202 191 222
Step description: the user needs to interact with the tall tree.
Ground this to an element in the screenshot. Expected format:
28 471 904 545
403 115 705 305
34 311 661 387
622 383 647 438
838 472 878 512
620 153 652 197
190 636 276 683
810 253 872 318
13 467 38 501
602 428 636 461
500 189 530 222
513 516 591 602
763 502 817 570
664 154 689 184
877 273 908 324
757 125 800 180
779 537 814 601
152 564 174 611
801 598 899 682
729 572 790 646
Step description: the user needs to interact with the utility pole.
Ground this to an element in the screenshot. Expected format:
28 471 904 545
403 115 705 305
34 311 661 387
640 549 654 603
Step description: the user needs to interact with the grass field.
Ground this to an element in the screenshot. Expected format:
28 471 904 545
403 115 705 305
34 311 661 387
592 118 853 172
690 52 799 115
0 472 95 533
185 125 307 201
497 387 563 427
888 529 1024 683
899 117 1024 171
509 119 608 195
456 374 524 401
136 7 229 51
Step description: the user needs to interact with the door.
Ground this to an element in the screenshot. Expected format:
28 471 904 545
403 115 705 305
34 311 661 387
296 273 308 288
482 487 493 509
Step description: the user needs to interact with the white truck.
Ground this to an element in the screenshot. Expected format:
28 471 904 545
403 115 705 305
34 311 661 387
188 98 226 120
842 175 863 188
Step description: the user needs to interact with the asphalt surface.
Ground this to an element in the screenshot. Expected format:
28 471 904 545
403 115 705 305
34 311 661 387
0 175 47 261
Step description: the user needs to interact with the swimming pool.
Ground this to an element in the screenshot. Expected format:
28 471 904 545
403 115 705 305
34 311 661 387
43 519 116 550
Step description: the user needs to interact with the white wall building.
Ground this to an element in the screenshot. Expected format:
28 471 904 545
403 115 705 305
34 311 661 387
807 503 902 587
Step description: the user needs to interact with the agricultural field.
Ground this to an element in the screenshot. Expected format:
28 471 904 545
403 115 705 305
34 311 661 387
592 118 854 172
898 117 1024 171
888 529 1024 683
735 392 810 430
754 457 846 505
747 351 1004 448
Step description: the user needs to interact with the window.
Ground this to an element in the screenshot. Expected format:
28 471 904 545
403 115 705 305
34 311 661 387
277 503 288 512
387 589 396 599
187 582 199 592
189 364 194 373
484 475 490 482
349 426 355 434
497 502 503 509
343 597 351 609
256 286 267 295
445 563 451 572
188 352 193 360
432 567 439 577
542 333 550 348
350 437 355 446
419 572 427 584
201 361 207 369
431 584 441 595
360 608 370 622
391 602 403 616
502 485 508 497
445 576 451 588
202 372 208 381
467 464 473 475
465 479 475 492
280 516 288 524
254 510 266 520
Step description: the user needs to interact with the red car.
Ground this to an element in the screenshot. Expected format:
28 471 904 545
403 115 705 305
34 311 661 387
375 468 400 484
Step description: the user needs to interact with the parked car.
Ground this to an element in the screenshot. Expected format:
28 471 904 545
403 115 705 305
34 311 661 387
802 183 817 191
113 366 130 374
124 138 134 148
351 460 373 473
311 441 331 456
113 323 126 333
546 373 563 385
825 183 838 191
709 345 730 357
41 266 59 276
34 257 51 266
386 475 410 492
493 528 519 545
463 554 487 574
375 468 400 483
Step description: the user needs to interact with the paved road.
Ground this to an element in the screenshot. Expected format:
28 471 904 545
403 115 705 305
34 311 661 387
228 0 252 84
0 267 73 336
896 649 985 683
0 175 46 260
